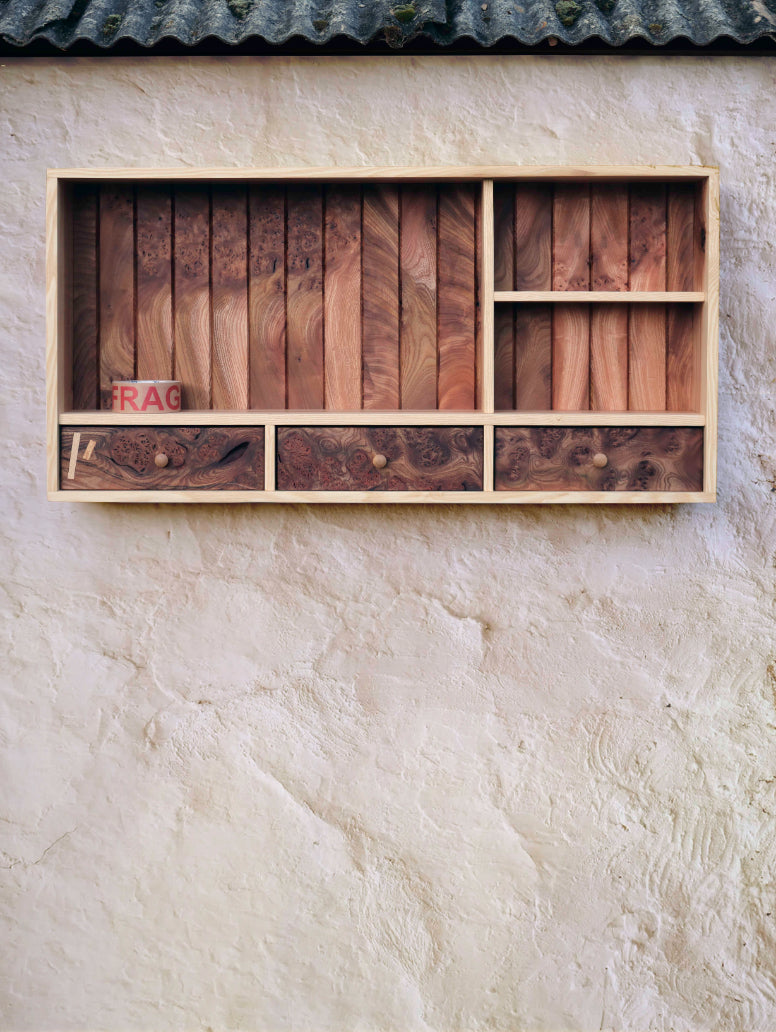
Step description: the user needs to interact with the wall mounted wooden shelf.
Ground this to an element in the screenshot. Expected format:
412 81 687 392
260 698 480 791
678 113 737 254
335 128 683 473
46 165 719 504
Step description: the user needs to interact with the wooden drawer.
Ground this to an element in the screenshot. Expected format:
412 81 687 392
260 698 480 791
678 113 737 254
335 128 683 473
60 427 265 490
495 427 703 492
276 427 483 491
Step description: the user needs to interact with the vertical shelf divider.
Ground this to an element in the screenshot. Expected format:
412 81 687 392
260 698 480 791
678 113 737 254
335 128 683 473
264 422 276 492
702 171 720 497
481 179 495 492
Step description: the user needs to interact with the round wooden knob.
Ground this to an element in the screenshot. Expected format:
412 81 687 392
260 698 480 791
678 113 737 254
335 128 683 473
372 453 388 469
154 453 169 468
592 453 608 468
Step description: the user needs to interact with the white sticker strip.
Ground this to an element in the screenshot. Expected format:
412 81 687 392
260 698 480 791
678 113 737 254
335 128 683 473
84 439 96 461
67 432 81 480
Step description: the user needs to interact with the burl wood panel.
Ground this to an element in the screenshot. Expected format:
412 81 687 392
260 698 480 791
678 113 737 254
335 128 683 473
400 186 438 409
136 186 173 382
553 185 590 291
61 426 264 490
277 426 483 491
248 185 286 409
438 184 476 410
99 184 135 408
362 185 400 409
71 184 99 410
495 427 703 492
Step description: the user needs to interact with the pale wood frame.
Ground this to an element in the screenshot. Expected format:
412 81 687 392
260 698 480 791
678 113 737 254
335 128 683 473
46 165 719 505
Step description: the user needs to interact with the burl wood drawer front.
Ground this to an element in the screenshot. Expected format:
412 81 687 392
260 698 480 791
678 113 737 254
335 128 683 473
61 427 265 490
495 427 703 492
277 427 484 491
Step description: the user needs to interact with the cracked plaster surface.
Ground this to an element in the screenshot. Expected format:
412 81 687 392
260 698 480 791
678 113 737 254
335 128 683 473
1 54 776 1031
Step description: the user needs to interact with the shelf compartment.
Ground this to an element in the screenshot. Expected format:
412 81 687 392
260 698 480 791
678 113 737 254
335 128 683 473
494 426 703 492
276 426 483 492
60 426 265 491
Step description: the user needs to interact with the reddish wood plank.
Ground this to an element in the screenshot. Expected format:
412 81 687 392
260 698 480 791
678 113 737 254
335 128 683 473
493 184 514 291
514 184 552 290
629 303 667 410
553 185 590 291
362 184 400 410
474 186 482 410
286 187 324 410
438 184 476 410
694 181 706 295
72 184 99 410
325 186 362 410
667 184 696 292
591 185 628 291
514 304 552 410
400 186 437 409
667 305 699 411
590 305 628 410
630 184 667 291
248 186 286 409
136 186 173 381
494 306 514 411
99 184 135 409
211 186 248 410
552 304 589 411
174 187 211 410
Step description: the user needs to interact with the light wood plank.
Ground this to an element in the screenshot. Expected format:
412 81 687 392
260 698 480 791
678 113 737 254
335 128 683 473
438 183 476 409
211 185 249 410
46 176 65 493
324 185 362 410
481 179 495 413
495 291 704 302
264 424 276 491
629 303 667 410
286 186 324 409
174 186 211 410
591 305 628 410
362 184 400 409
248 185 286 409
702 172 720 495
136 185 173 381
400 185 437 409
553 184 590 291
99 184 135 408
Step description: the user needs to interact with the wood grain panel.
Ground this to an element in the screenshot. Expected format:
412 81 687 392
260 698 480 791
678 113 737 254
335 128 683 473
286 187 324 409
495 426 703 491
591 184 628 291
362 184 400 410
667 183 696 292
630 184 667 291
248 185 286 409
438 184 476 409
552 304 589 410
629 303 667 410
325 186 362 410
136 186 172 381
99 184 134 408
590 305 628 410
493 184 514 291
494 306 514 411
61 426 264 490
514 304 552 410
277 426 483 491
211 186 248 410
174 186 211 410
553 184 590 291
400 186 437 409
667 304 699 411
72 184 99 410
514 184 552 290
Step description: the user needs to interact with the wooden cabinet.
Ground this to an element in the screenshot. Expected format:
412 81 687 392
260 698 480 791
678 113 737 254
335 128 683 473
46 166 718 504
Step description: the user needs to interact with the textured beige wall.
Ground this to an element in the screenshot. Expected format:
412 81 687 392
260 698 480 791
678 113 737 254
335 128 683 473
1 53 775 1031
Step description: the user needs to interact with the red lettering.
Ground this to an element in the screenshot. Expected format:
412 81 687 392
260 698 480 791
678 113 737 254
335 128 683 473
141 385 164 411
165 384 181 411
120 385 139 411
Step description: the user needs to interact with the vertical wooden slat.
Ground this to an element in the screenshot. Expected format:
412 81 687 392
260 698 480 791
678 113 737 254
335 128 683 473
553 185 590 291
515 304 552 410
211 186 248 410
494 306 514 411
667 184 696 292
629 303 667 409
480 179 495 414
286 186 324 409
438 184 476 410
400 185 437 409
362 184 400 410
248 186 286 410
324 186 362 410
590 306 628 410
702 171 720 495
552 304 589 410
72 184 99 410
174 186 211 410
667 305 698 411
99 184 134 409
591 184 628 291
493 184 514 291
514 184 552 291
630 184 667 290
136 185 173 381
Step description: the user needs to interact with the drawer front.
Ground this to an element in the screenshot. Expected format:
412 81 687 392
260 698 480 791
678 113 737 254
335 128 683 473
61 427 265 490
277 427 483 491
495 427 703 492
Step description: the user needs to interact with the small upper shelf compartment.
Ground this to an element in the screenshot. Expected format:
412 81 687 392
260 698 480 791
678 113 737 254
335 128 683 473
68 179 483 415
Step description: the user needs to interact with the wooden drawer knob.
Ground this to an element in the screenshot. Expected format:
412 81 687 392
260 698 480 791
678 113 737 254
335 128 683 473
592 453 608 468
372 453 388 469
154 453 169 468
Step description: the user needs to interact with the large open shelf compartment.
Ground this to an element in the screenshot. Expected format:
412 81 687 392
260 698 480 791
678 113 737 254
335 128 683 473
47 165 719 504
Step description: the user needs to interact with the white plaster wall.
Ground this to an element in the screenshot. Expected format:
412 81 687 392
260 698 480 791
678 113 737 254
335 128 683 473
1 53 776 1031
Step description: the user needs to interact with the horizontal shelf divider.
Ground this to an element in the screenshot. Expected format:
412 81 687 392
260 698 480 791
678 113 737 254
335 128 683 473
60 410 706 427
494 291 705 303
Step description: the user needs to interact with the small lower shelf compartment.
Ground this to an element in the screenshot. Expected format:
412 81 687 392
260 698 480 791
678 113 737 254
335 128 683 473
276 426 484 492
494 426 703 492
60 426 265 490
